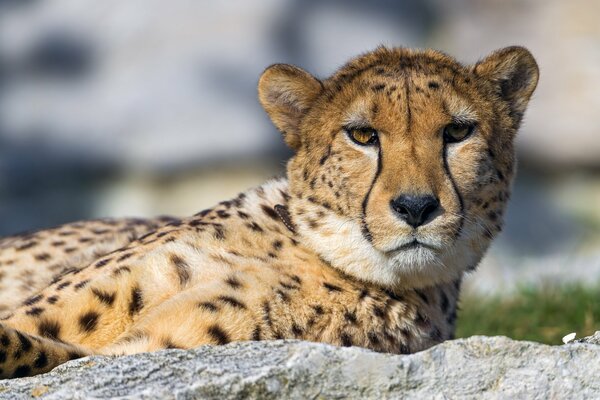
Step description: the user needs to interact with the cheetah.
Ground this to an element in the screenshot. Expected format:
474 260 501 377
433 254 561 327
0 46 538 379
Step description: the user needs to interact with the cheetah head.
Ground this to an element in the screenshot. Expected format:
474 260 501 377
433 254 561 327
258 46 538 289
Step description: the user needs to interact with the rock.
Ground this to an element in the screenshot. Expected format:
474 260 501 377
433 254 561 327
0 337 598 399
577 331 600 345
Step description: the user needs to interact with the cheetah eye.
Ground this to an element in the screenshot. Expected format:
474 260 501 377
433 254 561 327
346 127 379 146
443 123 475 143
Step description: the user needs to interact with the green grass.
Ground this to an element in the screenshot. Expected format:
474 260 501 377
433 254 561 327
456 283 600 344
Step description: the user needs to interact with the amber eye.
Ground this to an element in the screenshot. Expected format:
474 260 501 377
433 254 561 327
347 127 379 146
443 123 475 143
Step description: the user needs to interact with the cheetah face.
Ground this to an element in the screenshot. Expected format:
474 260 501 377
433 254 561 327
259 47 538 289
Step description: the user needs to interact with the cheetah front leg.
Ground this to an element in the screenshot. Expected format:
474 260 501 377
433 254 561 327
0 323 90 379
100 282 268 355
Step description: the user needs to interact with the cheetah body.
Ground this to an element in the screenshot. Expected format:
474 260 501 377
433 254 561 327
0 46 538 378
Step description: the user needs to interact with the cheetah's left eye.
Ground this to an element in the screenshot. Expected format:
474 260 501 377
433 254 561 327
346 127 379 146
443 123 475 143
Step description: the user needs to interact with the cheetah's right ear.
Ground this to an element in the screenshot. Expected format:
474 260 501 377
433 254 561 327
473 46 539 127
258 64 323 150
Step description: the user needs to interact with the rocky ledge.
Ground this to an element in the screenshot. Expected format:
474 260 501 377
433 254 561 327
1 334 599 399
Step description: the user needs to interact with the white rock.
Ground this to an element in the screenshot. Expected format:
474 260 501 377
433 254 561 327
0 337 598 399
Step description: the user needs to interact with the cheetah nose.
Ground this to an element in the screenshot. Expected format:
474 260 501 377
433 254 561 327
390 194 440 228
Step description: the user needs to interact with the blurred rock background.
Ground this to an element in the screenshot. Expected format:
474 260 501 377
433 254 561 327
0 0 599 303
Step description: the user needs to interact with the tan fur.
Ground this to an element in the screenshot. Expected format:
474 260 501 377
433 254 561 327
0 46 538 379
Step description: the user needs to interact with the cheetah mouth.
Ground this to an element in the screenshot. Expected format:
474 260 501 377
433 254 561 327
387 240 438 255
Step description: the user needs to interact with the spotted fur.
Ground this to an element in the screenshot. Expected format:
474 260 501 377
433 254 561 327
0 46 538 378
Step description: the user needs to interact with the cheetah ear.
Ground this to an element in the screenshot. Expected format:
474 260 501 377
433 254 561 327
474 46 539 126
258 64 323 150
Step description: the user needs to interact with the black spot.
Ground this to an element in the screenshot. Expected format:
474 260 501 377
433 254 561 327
170 254 191 286
272 240 283 251
275 289 290 303
113 266 131 276
279 281 299 291
78 311 100 333
340 333 353 347
34 351 48 369
207 325 230 345
16 242 38 251
0 350 6 363
225 276 243 289
46 295 59 305
291 323 303 337
384 289 404 302
213 224 227 240
373 306 385 318
344 311 358 324
128 287 144 316
261 205 279 220
359 289 370 300
23 294 43 306
319 146 331 165
13 365 31 378
323 282 342 293
371 83 386 92
162 338 183 349
399 344 410 354
371 103 379 115
216 210 230 219
34 253 51 262
428 81 439 89
94 258 111 268
368 332 380 346
237 211 250 219
92 288 116 306
38 319 61 340
0 334 9 346
262 302 273 327
189 219 207 228
274 204 296 233
311 305 324 315
74 280 90 290
198 302 219 312
25 307 44 316
251 325 261 341
56 281 71 290
117 253 133 262
217 296 246 309
246 222 264 233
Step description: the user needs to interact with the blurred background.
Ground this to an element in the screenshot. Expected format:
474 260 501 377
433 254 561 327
1 0 599 343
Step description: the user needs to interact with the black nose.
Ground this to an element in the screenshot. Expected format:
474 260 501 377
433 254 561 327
390 194 440 228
